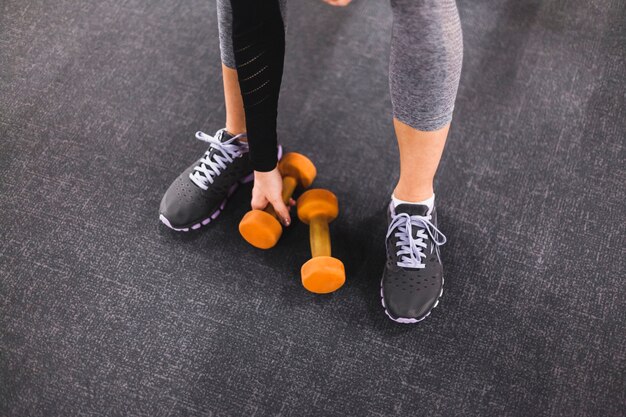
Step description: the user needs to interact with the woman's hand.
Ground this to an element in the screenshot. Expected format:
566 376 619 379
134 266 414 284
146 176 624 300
323 0 352 6
251 167 294 226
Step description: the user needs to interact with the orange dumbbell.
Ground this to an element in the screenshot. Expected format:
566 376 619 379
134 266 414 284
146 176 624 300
239 152 316 249
296 189 346 294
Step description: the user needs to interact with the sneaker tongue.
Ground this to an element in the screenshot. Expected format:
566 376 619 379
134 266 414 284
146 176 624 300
219 130 235 142
394 203 429 217
394 204 431 241
207 130 235 159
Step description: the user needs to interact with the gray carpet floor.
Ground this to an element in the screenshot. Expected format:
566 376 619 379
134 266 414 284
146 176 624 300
1 0 625 416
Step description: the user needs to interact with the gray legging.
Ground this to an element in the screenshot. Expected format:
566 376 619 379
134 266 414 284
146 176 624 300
217 0 462 132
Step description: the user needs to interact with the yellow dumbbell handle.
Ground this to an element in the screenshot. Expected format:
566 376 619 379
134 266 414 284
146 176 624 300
309 216 331 258
265 176 298 218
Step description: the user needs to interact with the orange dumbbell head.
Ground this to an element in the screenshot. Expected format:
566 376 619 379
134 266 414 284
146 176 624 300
278 152 317 188
239 210 283 249
301 256 346 294
296 189 339 225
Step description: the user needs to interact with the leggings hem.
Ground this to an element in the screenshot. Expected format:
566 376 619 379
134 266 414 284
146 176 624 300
393 108 454 132
221 58 237 70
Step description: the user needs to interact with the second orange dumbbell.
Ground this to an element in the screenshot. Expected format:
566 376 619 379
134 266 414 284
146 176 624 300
297 189 346 294
239 152 316 249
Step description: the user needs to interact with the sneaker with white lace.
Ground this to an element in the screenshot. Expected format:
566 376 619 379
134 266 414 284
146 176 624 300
159 128 282 231
381 201 447 323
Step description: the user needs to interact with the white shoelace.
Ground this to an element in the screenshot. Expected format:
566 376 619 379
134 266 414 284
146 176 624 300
189 129 248 190
386 211 447 269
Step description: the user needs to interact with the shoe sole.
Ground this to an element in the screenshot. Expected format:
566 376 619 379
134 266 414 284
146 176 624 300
380 276 444 324
159 145 282 232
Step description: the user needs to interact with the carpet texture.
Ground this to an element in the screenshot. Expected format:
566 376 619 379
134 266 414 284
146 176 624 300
1 0 625 416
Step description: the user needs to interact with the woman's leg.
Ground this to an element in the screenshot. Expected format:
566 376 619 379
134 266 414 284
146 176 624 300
217 0 245 135
158 0 286 230
389 0 463 203
381 0 463 323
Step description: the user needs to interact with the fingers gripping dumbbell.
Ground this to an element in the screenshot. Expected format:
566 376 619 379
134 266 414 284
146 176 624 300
296 189 346 294
239 153 316 249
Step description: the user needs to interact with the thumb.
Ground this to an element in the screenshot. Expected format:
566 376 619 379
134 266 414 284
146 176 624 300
270 196 291 226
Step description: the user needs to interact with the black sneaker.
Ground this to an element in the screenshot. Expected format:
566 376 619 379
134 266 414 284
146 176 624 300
159 128 282 231
381 201 447 323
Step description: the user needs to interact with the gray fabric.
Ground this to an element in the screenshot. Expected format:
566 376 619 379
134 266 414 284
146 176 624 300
389 0 463 130
218 0 462 130
0 0 625 416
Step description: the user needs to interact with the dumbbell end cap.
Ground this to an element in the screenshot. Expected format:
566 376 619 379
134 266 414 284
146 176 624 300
296 189 339 224
278 152 317 188
301 256 345 294
239 210 283 249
